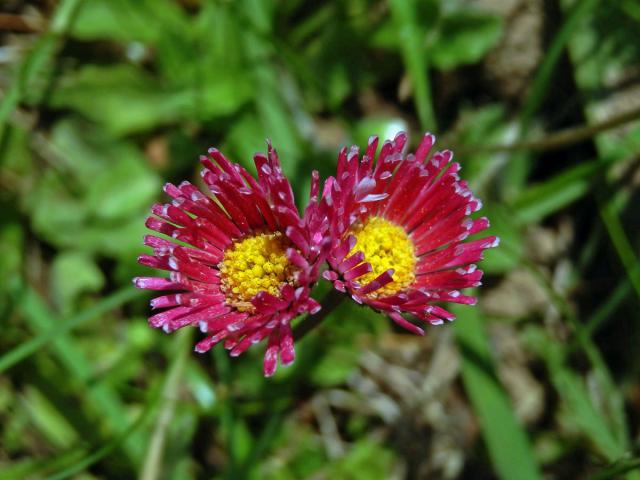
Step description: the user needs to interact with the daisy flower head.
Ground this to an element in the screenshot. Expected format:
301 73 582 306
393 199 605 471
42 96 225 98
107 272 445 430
134 143 325 376
321 132 499 335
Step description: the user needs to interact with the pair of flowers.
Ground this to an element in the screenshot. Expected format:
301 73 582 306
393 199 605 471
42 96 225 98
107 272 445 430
135 132 498 376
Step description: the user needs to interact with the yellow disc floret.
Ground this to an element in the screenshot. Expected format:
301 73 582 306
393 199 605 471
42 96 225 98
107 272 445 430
219 232 296 311
348 216 416 298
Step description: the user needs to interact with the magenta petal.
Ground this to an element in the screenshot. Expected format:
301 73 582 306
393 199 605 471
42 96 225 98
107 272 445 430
136 141 327 377
279 324 295 366
263 332 280 377
320 131 497 336
389 312 425 336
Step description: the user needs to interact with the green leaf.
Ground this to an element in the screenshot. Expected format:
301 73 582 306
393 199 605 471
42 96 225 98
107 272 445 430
389 0 437 130
26 164 154 258
0 125 33 178
49 65 192 136
27 120 160 259
328 440 395 479
555 370 622 461
86 154 159 221
511 160 600 224
12 287 146 462
430 12 503 70
592 457 640 480
479 204 524 274
78 214 151 260
224 114 269 171
70 0 185 43
525 327 624 462
51 252 105 312
22 386 79 449
0 223 24 291
240 23 304 175
196 75 254 121
0 286 142 374
310 345 359 387
0 449 85 480
28 170 89 248
49 119 110 180
454 305 541 480
0 0 83 141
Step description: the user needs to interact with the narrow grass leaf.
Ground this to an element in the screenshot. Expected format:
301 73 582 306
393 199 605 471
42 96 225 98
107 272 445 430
389 0 437 131
0 286 142 373
0 0 84 140
502 0 600 195
453 305 541 480
16 287 144 462
511 160 599 224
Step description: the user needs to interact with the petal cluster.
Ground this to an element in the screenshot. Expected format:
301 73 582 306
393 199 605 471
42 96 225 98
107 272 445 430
134 144 324 376
135 132 498 376
320 132 499 335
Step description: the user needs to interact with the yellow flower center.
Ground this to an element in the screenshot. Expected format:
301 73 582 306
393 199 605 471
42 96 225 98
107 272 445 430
219 232 296 311
348 216 416 298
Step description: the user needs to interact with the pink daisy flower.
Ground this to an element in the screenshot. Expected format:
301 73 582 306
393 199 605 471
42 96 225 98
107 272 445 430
134 144 325 376
321 131 499 335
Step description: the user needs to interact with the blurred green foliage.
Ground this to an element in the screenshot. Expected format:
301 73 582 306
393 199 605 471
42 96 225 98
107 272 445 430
1 0 640 478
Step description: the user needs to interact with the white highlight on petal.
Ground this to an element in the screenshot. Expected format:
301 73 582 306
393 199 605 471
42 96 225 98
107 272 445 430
227 321 244 332
355 176 375 193
361 193 388 203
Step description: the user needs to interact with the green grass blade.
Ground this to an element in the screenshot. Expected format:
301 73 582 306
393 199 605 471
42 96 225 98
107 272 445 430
0 0 84 141
598 197 640 302
389 0 437 131
527 328 626 463
213 346 242 479
592 458 640 480
0 449 86 480
42 331 190 479
139 329 192 480
0 286 142 373
510 160 599 224
454 305 541 480
43 390 156 480
502 0 600 196
519 0 600 127
523 257 631 449
13 286 145 462
582 278 632 340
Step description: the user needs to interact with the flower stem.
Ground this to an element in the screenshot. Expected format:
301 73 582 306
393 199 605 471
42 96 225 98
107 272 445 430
454 104 640 155
294 289 345 341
